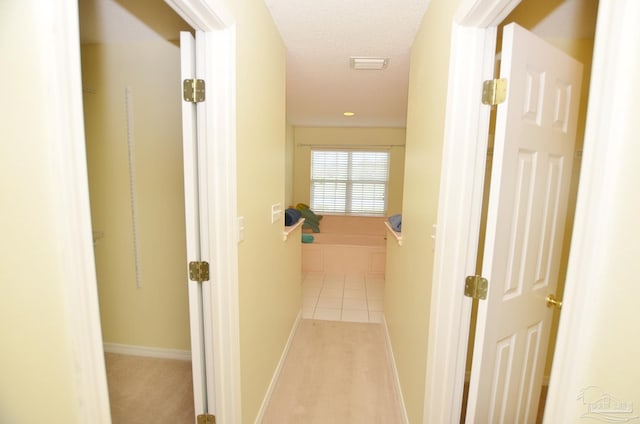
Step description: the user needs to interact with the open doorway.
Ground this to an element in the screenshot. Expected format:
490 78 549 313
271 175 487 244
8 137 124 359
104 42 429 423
459 1 597 422
78 0 195 421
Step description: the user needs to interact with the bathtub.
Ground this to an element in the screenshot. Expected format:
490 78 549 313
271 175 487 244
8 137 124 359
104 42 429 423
301 215 386 275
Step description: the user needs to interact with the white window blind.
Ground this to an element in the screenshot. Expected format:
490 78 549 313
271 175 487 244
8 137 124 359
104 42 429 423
310 150 389 215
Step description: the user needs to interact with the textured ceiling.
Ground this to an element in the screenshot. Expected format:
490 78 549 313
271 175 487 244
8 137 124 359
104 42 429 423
264 0 432 128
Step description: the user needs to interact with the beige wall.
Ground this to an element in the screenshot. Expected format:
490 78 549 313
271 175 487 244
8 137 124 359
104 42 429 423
285 121 295 207
81 40 190 350
224 0 301 421
383 0 460 422
293 127 406 214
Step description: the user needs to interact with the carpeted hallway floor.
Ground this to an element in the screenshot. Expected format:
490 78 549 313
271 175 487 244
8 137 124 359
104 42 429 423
261 319 404 424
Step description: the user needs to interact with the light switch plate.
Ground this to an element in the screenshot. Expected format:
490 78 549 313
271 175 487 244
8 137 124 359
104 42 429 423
271 203 282 223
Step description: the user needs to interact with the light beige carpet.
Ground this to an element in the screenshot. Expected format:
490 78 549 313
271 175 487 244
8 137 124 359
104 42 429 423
104 352 194 424
261 319 403 424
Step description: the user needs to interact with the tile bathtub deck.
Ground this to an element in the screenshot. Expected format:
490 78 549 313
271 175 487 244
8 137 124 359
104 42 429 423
301 272 385 323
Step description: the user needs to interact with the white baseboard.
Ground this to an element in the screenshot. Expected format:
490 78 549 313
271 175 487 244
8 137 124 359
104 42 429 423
254 311 302 424
382 316 410 424
103 343 191 361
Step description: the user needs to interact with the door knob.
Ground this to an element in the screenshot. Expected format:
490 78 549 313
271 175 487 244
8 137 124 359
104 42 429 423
546 294 562 309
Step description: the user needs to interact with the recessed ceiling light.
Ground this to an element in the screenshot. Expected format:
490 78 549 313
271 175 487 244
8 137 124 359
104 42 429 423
343 112 356 117
350 57 389 70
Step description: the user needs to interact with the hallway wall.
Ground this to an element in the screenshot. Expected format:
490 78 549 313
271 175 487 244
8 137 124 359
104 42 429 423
383 0 461 422
285 121 295 207
225 0 302 421
81 38 190 351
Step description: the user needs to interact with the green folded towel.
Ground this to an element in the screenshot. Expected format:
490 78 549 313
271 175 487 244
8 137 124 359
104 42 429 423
295 203 323 233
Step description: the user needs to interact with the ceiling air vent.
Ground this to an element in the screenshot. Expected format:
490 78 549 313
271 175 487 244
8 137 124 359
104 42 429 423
350 57 389 70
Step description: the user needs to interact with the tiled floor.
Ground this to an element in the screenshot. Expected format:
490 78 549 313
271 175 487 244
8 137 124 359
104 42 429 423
301 272 385 323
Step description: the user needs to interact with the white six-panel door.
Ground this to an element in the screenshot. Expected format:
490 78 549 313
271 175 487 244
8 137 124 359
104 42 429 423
465 23 583 423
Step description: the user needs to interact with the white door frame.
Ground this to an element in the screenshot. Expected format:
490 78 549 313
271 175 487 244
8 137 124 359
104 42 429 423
58 0 240 422
423 0 626 422
423 1 514 422
166 1 241 422
543 2 640 421
48 1 112 420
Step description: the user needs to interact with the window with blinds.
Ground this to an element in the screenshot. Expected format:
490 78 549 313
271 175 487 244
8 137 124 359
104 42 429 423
310 150 390 216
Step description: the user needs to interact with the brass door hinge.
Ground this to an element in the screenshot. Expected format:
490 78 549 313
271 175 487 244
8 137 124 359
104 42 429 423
189 261 210 282
197 414 216 424
482 78 507 106
464 275 488 300
183 78 205 103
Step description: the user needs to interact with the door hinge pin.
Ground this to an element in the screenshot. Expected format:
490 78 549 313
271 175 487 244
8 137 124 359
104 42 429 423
183 78 205 103
189 261 210 282
197 414 216 424
464 275 488 300
482 78 507 106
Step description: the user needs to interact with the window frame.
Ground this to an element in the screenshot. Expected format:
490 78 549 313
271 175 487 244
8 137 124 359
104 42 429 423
309 148 390 216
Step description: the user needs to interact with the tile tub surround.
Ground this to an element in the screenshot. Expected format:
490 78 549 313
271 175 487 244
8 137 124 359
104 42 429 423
301 215 387 275
301 272 385 323
302 239 386 275
310 214 387 234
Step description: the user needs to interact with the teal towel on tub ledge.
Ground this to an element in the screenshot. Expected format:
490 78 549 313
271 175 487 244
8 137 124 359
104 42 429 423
301 234 315 243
